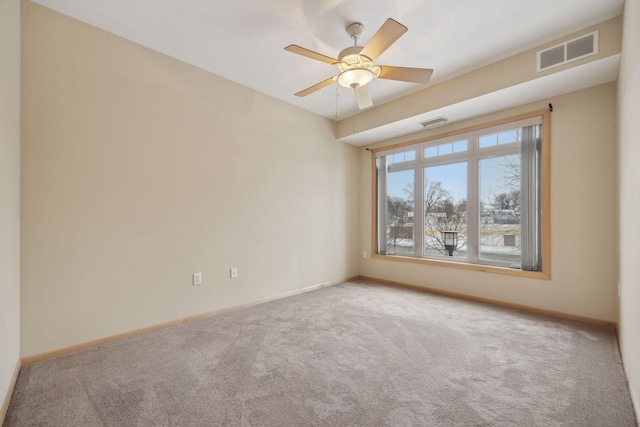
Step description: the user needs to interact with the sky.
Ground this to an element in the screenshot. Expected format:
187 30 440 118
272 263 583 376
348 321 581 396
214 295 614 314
386 130 521 209
387 154 519 208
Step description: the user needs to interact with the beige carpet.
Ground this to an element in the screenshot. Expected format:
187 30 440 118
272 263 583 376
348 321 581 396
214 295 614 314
4 280 637 426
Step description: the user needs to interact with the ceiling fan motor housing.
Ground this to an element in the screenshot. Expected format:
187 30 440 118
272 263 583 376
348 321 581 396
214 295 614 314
338 46 369 66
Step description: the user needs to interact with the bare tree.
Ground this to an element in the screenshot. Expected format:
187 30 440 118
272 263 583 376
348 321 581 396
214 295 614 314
492 190 519 211
482 155 521 220
387 196 412 252
424 181 449 213
424 180 467 255
481 156 522 251
389 180 467 255
500 154 521 191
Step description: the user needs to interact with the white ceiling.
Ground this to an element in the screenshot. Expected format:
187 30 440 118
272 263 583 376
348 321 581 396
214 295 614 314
31 0 623 131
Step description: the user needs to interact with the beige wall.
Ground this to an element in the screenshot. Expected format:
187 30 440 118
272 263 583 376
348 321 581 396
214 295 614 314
359 83 619 322
20 2 359 357
618 0 640 416
0 0 21 415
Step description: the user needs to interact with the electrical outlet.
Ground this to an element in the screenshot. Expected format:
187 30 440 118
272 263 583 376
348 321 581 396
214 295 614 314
230 267 238 279
193 272 202 286
363 251 368 258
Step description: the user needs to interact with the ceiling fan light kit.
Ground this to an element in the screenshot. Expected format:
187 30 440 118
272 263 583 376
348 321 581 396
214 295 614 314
337 68 374 88
285 18 433 111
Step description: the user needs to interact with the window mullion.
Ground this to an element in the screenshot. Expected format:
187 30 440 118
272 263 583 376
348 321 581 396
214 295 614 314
467 147 480 263
376 157 388 255
414 156 425 257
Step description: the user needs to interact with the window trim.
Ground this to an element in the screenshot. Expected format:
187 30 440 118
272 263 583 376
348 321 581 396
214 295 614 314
370 109 551 279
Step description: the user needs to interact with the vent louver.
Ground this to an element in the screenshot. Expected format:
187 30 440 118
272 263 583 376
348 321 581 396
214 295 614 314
537 31 598 72
419 117 448 129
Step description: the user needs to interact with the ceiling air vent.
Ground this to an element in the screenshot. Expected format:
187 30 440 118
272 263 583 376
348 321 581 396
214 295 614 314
419 117 448 129
537 31 598 72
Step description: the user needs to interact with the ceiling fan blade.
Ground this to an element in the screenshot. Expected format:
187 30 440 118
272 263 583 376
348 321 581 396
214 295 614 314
354 85 373 109
294 76 336 97
285 45 338 65
378 66 433 84
359 18 407 61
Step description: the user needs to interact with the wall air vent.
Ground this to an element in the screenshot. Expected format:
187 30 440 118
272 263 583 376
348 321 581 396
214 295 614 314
537 31 598 72
419 117 448 129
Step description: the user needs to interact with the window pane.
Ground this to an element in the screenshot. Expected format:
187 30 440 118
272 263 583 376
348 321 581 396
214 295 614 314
438 143 453 155
391 150 416 164
425 142 466 158
387 170 415 256
498 129 520 145
453 140 468 153
425 146 438 158
424 162 467 259
479 134 497 148
479 154 521 265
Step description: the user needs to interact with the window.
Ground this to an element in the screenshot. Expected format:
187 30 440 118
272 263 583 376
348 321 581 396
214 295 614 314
373 111 549 277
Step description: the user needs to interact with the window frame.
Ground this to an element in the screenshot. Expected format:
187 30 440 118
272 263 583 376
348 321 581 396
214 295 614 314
370 109 551 279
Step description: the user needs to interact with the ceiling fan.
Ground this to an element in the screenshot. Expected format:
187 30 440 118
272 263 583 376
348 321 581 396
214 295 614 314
285 18 433 110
